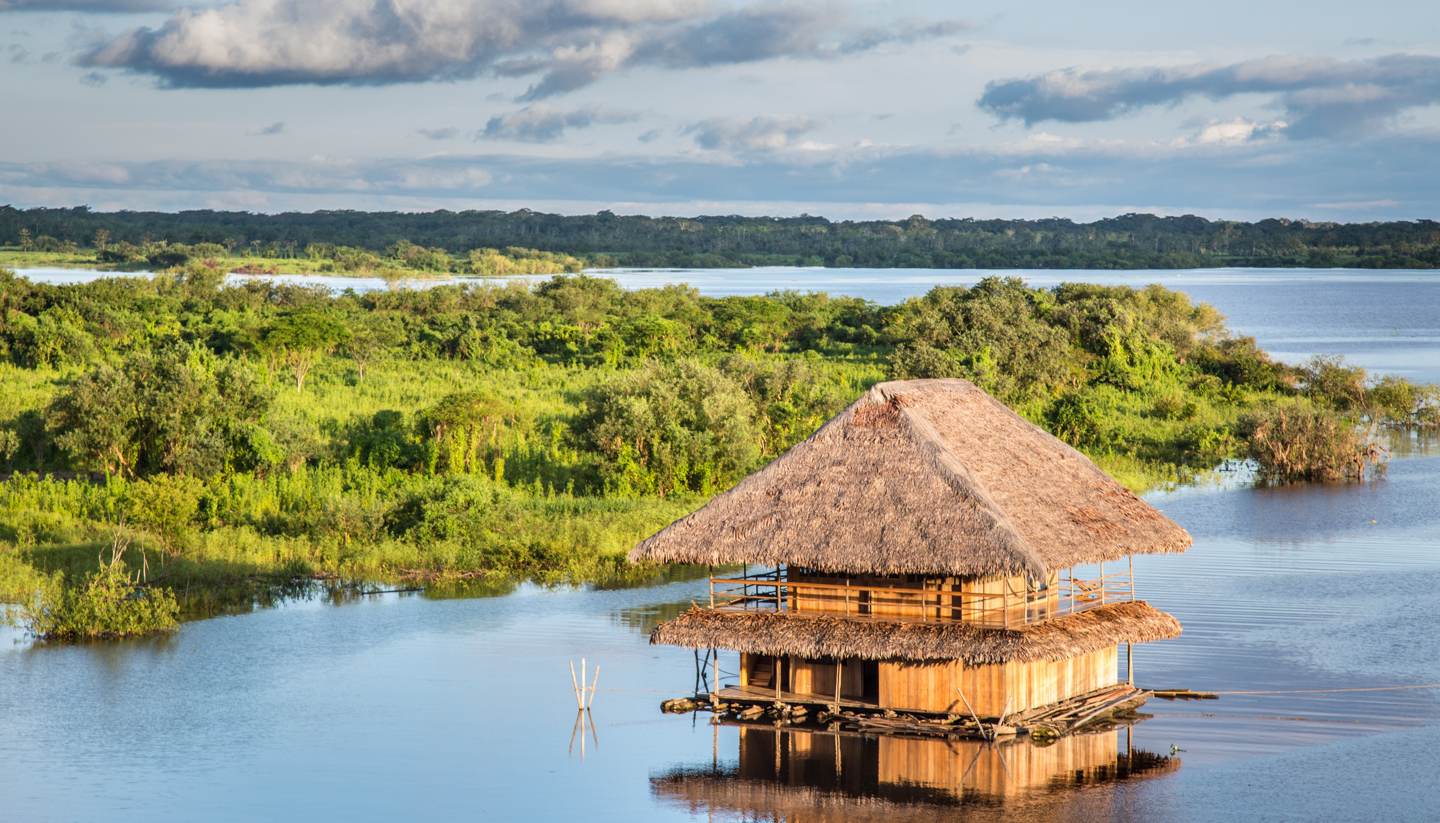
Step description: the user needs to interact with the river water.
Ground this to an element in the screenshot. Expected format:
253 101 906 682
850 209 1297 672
3 267 1440 821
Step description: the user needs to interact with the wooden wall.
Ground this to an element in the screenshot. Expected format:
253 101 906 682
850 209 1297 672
879 646 1119 716
744 647 1119 716
746 654 868 701
787 570 1060 625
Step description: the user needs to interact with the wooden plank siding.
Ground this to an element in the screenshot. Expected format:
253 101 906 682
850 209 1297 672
880 646 1119 716
740 647 1119 716
786 570 1061 626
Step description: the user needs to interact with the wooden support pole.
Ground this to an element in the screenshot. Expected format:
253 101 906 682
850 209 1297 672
834 658 842 706
708 564 715 608
1127 643 1134 687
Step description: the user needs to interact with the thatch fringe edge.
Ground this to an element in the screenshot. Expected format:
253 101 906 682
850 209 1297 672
650 601 1182 665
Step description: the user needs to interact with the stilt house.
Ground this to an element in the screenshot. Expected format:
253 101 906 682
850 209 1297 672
632 379 1189 720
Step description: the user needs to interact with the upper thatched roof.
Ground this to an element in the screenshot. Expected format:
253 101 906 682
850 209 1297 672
650 601 1181 665
630 379 1190 578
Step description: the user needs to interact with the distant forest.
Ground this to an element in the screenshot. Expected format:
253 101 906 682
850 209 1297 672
3 205 1439 269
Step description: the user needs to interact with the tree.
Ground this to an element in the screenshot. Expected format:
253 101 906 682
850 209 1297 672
50 343 273 477
93 228 111 253
575 360 762 497
420 391 515 475
261 309 351 390
342 313 405 381
17 227 32 251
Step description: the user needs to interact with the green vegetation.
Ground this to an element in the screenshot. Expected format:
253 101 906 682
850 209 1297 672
4 206 1440 269
0 234 584 280
16 532 179 641
0 268 1432 640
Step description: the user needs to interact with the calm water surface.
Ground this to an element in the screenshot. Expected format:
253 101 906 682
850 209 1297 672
17 265 1440 382
5 266 1440 821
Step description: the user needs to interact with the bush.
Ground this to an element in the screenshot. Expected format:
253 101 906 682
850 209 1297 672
575 360 761 497
21 567 179 641
125 474 203 556
1242 405 1384 483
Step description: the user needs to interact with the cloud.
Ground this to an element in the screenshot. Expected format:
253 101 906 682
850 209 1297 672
251 121 284 136
979 54 1440 137
1185 117 1286 146
684 115 822 153
0 0 177 10
836 19 972 55
78 0 968 95
418 127 460 141
480 105 638 142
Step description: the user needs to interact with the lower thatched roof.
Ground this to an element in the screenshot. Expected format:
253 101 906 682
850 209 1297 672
650 601 1180 665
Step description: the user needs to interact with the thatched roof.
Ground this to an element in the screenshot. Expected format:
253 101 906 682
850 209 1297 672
649 601 1181 664
629 379 1191 578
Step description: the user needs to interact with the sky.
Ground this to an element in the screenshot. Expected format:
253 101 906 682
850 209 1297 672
0 0 1437 222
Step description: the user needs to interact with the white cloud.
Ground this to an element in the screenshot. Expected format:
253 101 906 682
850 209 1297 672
79 0 969 96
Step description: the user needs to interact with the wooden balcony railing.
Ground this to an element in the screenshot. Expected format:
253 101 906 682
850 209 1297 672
707 567 1135 629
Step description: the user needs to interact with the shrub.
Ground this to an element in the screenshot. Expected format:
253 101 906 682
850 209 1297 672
575 360 761 497
21 566 179 641
1242 405 1385 483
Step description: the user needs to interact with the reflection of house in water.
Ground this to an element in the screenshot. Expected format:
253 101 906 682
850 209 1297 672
633 380 1191 727
654 725 1180 818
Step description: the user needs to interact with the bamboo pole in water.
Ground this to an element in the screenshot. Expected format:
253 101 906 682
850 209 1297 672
569 660 583 710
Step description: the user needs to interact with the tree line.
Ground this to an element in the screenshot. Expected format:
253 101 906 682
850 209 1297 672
4 206 1440 269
